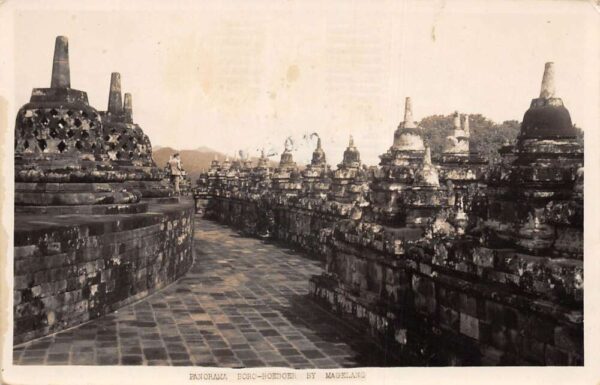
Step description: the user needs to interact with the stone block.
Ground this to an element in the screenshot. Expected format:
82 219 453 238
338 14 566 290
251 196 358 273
437 285 458 308
503 306 519 329
554 325 583 355
14 245 39 259
14 258 34 275
519 336 546 364
46 242 62 254
419 263 433 276
458 293 478 317
40 280 68 297
485 270 507 284
394 329 408 345
44 252 72 270
31 285 43 298
484 300 505 324
490 324 510 350
519 313 561 345
412 275 436 316
366 260 383 294
439 305 459 332
552 227 583 257
384 266 398 285
40 294 62 310
459 312 479 340
472 247 495 268
477 320 492 345
480 345 503 366
14 274 33 290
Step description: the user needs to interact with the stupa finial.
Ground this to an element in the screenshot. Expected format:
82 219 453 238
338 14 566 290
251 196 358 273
463 114 470 137
123 92 133 122
403 97 416 129
423 146 432 166
539 62 556 99
50 36 70 88
453 111 461 130
108 72 123 115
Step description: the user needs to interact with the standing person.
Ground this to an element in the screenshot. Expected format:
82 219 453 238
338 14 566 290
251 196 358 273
168 152 183 195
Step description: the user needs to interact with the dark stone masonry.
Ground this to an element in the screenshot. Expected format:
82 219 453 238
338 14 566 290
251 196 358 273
13 220 400 367
198 63 583 366
13 36 194 344
12 36 583 368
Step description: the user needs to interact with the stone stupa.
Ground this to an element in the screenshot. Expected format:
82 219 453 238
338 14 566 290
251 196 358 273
14 36 143 214
100 72 172 197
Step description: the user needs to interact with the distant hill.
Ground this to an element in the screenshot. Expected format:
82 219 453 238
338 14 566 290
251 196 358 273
152 146 277 184
153 146 224 183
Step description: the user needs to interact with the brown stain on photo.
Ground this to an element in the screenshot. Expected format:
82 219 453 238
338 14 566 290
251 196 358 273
286 64 300 83
431 0 447 42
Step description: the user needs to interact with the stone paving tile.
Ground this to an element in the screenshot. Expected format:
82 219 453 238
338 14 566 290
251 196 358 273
13 217 400 368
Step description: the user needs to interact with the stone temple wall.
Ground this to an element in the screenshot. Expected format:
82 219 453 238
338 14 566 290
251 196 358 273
273 206 340 255
206 191 348 256
14 200 194 344
13 37 195 344
198 69 583 366
310 223 581 366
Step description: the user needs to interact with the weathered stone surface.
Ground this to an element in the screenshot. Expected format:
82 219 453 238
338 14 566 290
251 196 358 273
13 199 194 344
198 67 582 366
99 74 172 197
14 219 409 368
13 36 190 345
51 36 70 88
14 37 155 208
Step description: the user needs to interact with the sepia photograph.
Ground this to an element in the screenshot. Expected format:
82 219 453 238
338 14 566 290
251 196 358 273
0 0 598 384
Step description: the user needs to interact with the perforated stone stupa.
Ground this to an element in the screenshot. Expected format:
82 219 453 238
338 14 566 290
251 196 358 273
14 37 141 214
13 37 194 344
99 73 171 197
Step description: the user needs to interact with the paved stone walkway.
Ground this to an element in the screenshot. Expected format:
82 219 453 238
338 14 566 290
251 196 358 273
14 217 398 367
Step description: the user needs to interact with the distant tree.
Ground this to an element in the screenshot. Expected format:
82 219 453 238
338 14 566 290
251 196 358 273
472 118 520 164
419 114 520 165
419 114 453 155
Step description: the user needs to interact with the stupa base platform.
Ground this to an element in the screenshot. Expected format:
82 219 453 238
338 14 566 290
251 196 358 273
15 201 148 216
13 197 195 344
123 180 173 198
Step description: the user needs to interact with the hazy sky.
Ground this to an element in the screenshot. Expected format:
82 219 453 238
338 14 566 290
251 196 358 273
11 0 600 165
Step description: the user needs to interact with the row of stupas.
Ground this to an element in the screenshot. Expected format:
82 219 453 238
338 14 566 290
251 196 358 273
200 95 487 256
200 62 583 365
14 36 172 214
199 95 485 230
204 61 583 265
